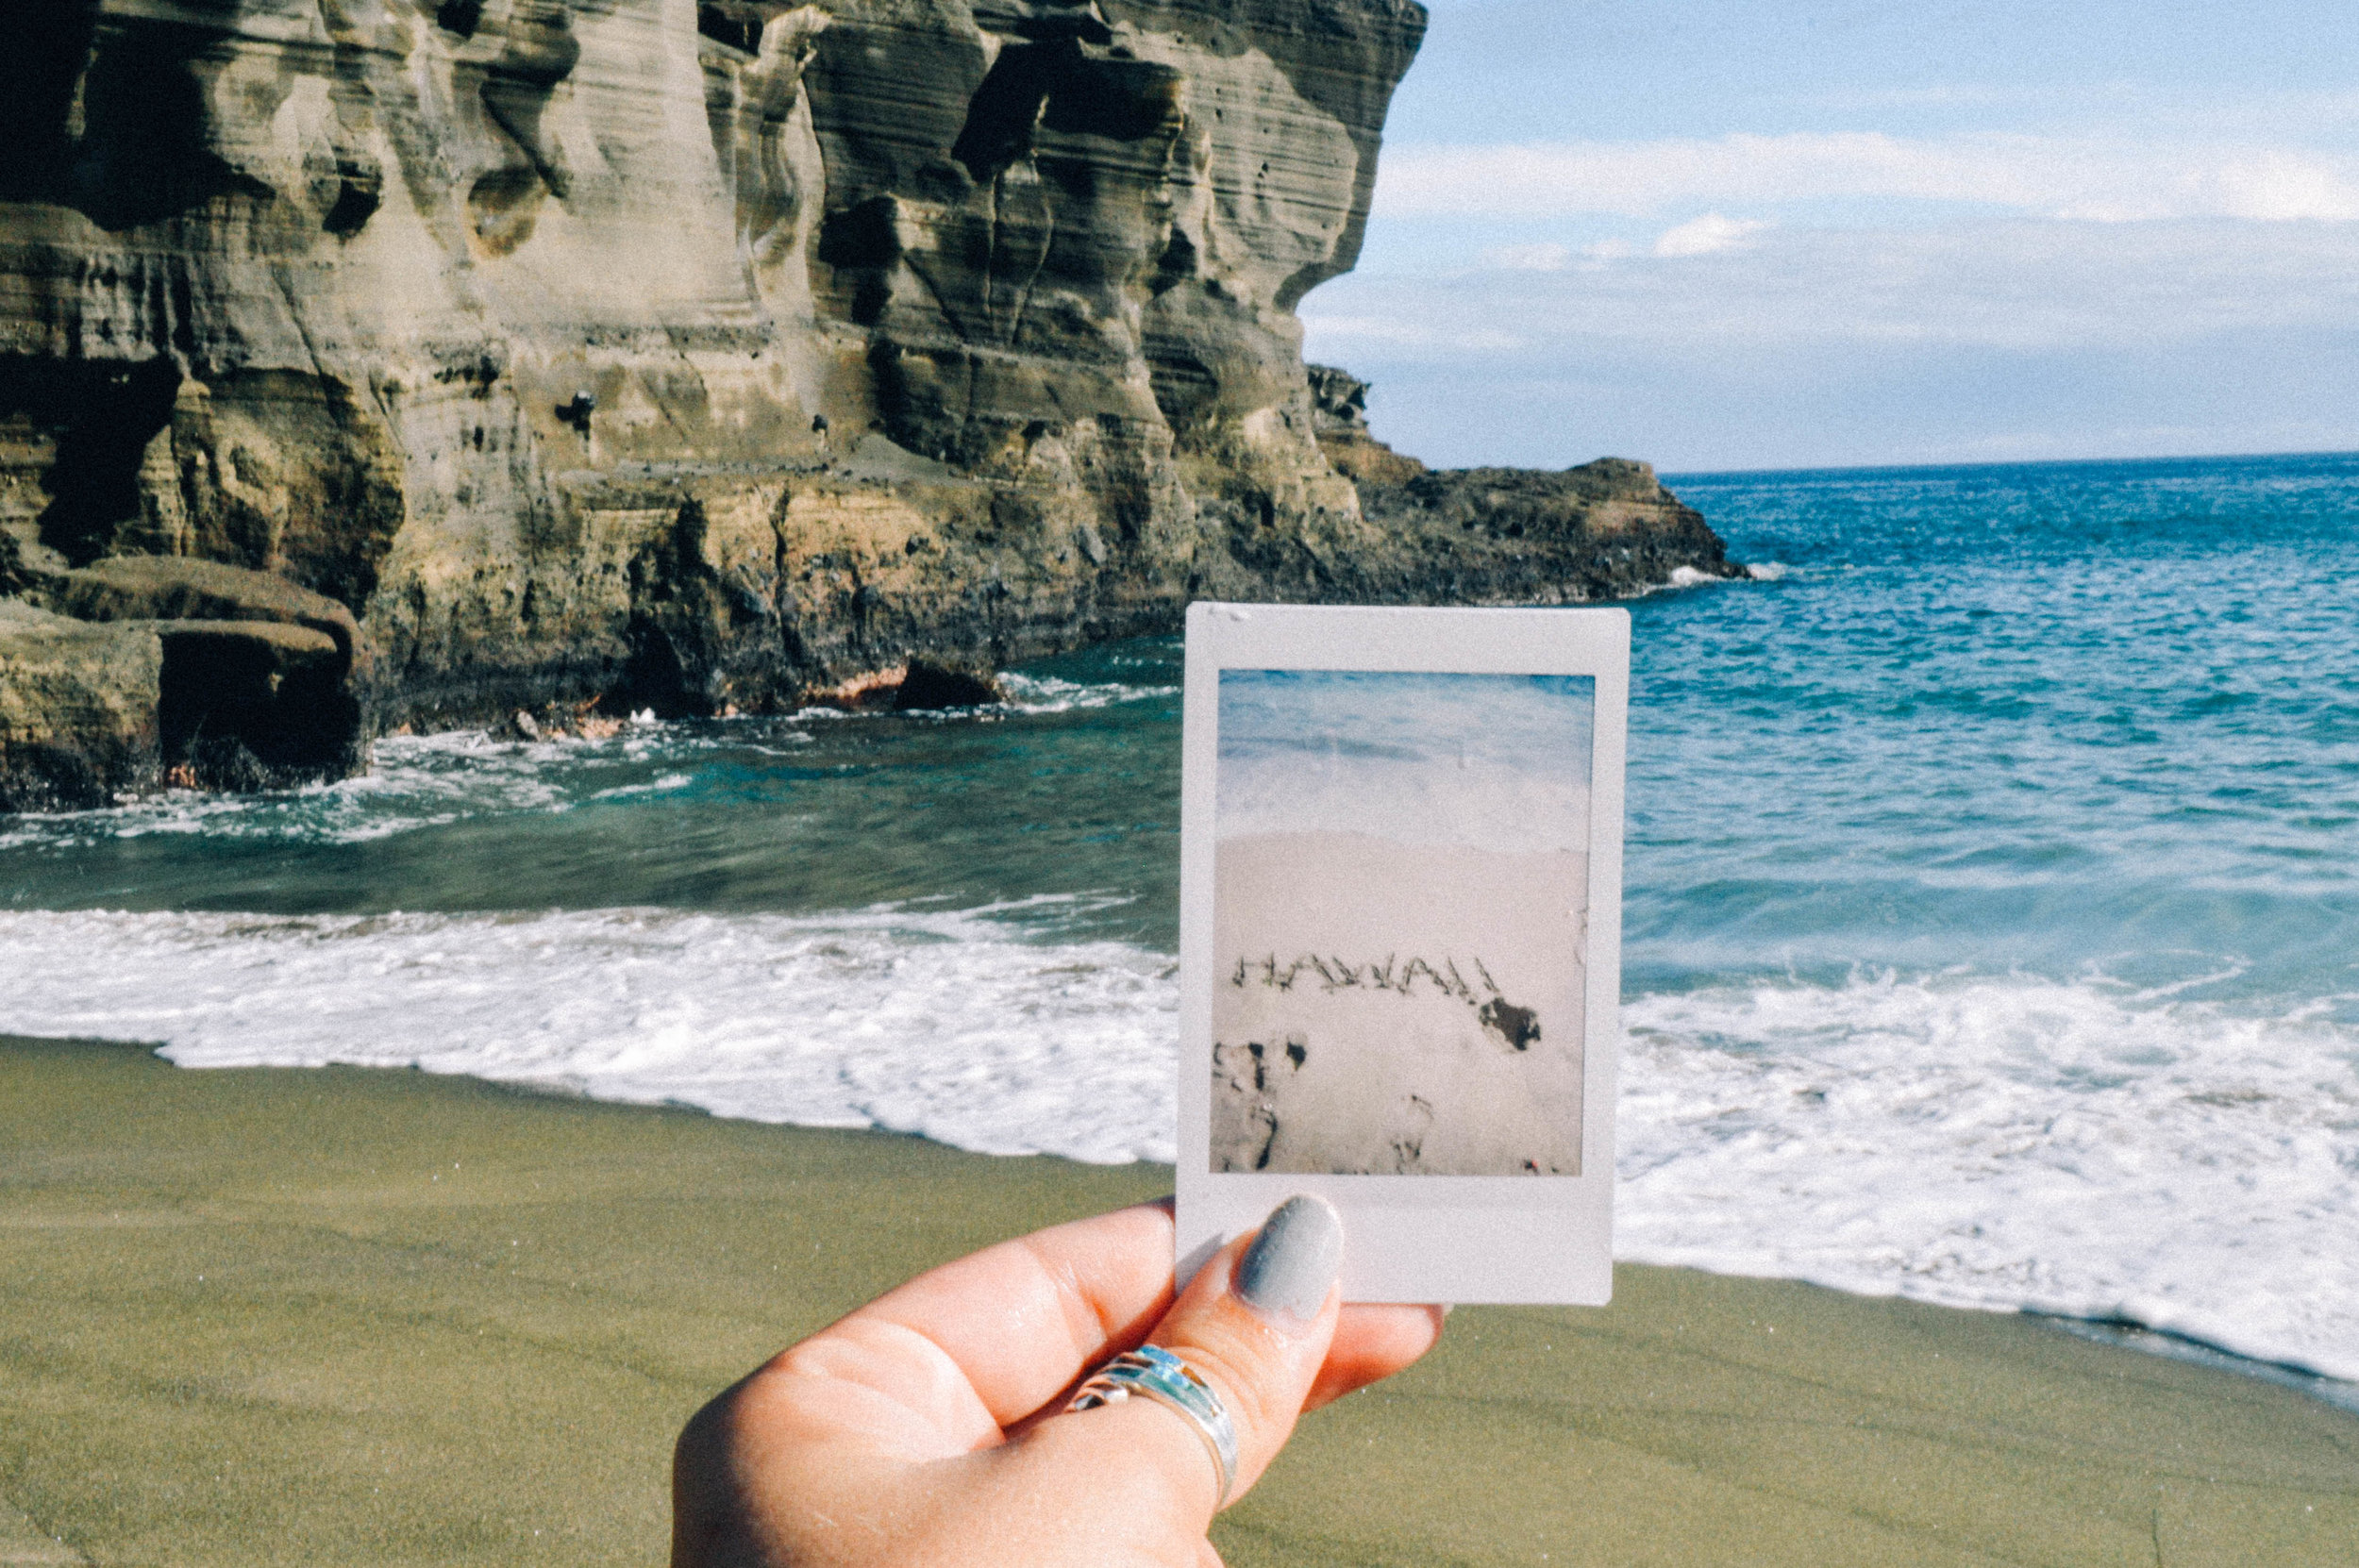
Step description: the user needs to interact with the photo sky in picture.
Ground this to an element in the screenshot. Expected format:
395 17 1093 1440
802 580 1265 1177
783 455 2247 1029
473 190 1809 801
1211 671 1596 1177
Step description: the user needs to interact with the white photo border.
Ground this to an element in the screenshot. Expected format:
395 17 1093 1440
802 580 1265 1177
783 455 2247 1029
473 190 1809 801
1177 602 1629 1306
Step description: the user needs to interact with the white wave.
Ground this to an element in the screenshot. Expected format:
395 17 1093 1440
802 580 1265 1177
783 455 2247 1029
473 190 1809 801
0 728 640 849
2 909 2353 1381
592 772 694 801
0 906 1178 1166
1646 562 1788 591
783 673 1175 719
1618 971 2359 1382
995 673 1179 714
0 676 1171 852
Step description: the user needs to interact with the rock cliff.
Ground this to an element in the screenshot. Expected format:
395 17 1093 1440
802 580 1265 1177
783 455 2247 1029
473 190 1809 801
1 0 1736 807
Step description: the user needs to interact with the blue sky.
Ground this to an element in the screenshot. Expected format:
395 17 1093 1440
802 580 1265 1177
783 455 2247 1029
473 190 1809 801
1301 1 2359 471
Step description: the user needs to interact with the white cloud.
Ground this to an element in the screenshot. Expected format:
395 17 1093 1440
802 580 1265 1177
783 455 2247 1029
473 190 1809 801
1374 132 2359 223
1474 220 1771 272
1651 213 1771 257
1309 219 2359 358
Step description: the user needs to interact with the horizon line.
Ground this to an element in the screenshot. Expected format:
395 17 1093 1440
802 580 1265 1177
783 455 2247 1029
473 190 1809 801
1657 445 2359 482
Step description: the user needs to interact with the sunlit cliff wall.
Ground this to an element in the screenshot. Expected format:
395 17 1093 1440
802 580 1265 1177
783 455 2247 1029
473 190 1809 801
1 0 1729 733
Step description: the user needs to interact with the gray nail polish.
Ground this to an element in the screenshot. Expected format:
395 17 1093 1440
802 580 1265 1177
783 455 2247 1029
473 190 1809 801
1234 1195 1343 1321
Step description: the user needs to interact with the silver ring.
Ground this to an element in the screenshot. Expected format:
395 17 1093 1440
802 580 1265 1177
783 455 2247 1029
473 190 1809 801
1065 1344 1239 1507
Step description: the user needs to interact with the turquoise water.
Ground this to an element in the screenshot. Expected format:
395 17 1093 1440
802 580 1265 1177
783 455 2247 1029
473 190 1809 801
1641 454 2359 1009
5 452 2357 1383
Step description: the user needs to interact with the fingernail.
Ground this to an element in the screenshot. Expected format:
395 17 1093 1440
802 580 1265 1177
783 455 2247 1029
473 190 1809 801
1234 1195 1343 1323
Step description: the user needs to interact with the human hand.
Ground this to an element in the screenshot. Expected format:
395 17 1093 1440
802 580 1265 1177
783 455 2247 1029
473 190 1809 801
671 1195 1444 1568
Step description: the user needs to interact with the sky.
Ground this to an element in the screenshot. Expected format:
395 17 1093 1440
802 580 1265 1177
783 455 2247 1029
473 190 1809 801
1299 1 2359 472
1218 672 1594 855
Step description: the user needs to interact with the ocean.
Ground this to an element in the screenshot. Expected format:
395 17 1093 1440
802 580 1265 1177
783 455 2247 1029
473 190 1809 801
5 453 2356 1391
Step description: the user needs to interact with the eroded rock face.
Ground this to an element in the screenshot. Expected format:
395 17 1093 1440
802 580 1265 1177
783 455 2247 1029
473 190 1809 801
1 0 1733 752
0 600 163 811
10 557 369 796
51 555 362 663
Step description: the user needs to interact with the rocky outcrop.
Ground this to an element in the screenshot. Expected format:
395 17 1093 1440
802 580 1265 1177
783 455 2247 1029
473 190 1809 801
153 619 360 789
1299 364 1738 600
1353 458 1739 604
50 555 362 664
2 558 366 804
0 600 162 811
2 0 1736 791
1306 361 1422 488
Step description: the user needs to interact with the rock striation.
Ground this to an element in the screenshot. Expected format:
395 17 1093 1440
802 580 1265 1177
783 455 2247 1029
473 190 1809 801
1 0 1738 804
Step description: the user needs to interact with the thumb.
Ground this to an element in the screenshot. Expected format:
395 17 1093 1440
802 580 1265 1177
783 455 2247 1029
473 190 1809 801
1023 1195 1345 1526
1154 1193 1346 1505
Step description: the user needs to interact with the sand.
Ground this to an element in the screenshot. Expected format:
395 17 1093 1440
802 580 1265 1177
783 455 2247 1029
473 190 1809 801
4 1033 2356 1567
1213 830 1588 1176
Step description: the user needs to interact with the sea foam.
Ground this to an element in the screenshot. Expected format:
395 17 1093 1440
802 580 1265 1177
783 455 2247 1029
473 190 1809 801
0 905 1176 1166
5 907 2354 1382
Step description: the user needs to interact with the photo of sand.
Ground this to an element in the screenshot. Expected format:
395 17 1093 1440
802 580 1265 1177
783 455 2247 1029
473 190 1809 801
1210 672 1594 1176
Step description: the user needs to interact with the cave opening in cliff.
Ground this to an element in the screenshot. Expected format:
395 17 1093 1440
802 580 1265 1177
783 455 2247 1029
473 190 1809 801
696 3 766 56
2 358 183 569
0 0 102 204
156 623 361 792
435 0 485 39
58 16 266 232
952 42 1062 184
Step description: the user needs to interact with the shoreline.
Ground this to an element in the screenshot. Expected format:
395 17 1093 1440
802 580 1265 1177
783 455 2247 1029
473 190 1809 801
2035 1314 2359 1419
2 1026 2351 1413
6 1034 2354 1566
8 1031 2355 1413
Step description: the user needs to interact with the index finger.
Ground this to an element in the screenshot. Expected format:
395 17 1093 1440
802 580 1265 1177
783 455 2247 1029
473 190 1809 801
778 1198 1178 1435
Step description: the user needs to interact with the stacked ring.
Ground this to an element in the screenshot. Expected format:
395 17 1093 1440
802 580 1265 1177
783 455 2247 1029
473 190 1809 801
1065 1344 1240 1507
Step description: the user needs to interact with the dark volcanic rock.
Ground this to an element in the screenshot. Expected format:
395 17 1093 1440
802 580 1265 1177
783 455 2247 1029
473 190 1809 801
894 658 1002 710
0 0 1738 793
155 621 363 791
1349 459 1743 604
1301 364 1740 595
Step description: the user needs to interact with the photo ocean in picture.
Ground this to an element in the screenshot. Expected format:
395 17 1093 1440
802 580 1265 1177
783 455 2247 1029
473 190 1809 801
1210 670 1596 1176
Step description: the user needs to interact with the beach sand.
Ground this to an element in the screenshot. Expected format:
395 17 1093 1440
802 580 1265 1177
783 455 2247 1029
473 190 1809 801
1213 831 1588 1176
4 1034 2355 1567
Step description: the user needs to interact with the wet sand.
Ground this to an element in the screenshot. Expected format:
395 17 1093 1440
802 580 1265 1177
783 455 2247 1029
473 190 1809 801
4 1035 2355 1567
1213 831 1588 1176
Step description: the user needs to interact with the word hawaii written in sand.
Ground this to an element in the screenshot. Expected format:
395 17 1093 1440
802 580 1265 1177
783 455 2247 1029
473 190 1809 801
1213 947 1560 1175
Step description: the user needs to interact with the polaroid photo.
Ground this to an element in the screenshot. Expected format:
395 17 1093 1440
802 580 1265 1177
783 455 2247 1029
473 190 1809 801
1175 603 1628 1305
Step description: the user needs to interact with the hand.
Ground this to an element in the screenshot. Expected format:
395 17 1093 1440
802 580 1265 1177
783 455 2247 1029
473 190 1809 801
671 1195 1445 1568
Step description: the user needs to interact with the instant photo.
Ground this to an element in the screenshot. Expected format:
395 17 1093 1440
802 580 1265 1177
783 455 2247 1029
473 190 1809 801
1177 605 1628 1306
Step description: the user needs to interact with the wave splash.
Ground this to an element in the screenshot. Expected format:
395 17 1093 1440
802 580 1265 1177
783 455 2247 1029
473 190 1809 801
0 670 1180 854
3 908 2354 1381
1619 971 2359 1382
0 905 1178 1166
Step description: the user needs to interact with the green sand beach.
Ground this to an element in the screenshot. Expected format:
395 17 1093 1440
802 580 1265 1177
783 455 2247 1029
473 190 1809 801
4 1035 2354 1567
